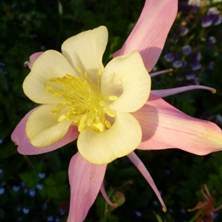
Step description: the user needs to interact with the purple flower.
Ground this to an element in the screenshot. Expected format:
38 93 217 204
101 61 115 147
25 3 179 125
180 26 189 36
164 53 174 62
182 45 192 55
186 71 196 81
173 60 183 68
191 62 202 71
202 7 222 27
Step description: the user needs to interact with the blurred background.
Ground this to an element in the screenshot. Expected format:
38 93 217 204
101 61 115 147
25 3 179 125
0 0 222 221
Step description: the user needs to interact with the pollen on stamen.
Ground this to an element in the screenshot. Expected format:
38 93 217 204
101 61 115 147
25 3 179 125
105 120 111 128
58 114 67 122
45 72 118 133
105 108 116 118
93 122 104 132
108 95 117 101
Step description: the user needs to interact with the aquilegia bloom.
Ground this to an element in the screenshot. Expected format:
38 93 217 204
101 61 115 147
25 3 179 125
11 0 222 221
20 26 150 164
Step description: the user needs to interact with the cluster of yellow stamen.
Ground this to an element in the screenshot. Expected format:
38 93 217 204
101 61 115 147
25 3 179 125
45 70 117 133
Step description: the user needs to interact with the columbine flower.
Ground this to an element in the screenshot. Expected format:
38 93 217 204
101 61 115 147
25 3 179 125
11 0 222 221
20 26 150 164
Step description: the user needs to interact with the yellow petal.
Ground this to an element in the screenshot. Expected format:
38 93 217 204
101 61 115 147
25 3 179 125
102 51 151 112
23 50 76 104
61 26 107 77
77 112 142 164
26 105 72 147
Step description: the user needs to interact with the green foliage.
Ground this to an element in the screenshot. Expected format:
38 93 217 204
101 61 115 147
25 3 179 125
19 163 43 187
40 171 69 202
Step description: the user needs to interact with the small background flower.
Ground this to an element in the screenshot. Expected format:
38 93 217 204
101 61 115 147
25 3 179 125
0 0 222 221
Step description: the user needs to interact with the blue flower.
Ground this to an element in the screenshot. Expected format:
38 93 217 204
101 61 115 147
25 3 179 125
22 207 30 214
0 187 5 195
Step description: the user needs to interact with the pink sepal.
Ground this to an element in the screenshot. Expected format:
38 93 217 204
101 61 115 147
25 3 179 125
128 152 166 211
134 94 222 155
67 153 107 222
152 85 216 98
114 0 178 71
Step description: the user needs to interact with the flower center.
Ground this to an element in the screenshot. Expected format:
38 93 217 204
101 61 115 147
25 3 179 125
45 71 117 132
